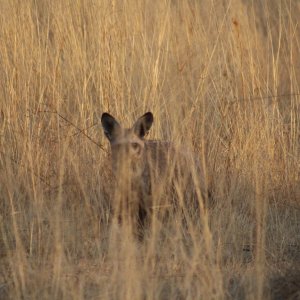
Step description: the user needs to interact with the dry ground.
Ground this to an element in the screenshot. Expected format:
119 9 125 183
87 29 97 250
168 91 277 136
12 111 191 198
0 0 299 299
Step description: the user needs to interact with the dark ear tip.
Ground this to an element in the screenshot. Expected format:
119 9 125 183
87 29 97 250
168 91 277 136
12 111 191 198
101 112 113 123
101 112 110 119
144 112 154 122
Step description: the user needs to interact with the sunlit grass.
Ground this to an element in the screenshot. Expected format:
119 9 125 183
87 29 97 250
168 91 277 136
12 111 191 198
0 0 299 299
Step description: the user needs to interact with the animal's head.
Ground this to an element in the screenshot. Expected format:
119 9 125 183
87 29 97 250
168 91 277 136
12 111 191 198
101 112 154 177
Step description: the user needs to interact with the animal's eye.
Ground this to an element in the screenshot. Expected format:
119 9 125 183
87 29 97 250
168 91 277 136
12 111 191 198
131 143 140 150
131 143 142 155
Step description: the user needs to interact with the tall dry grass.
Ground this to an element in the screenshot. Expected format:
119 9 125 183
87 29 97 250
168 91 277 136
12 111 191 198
0 0 299 299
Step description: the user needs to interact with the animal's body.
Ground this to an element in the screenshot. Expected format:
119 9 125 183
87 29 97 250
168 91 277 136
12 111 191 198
101 112 207 238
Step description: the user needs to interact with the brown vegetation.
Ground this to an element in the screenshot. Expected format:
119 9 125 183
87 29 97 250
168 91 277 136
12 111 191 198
0 0 299 299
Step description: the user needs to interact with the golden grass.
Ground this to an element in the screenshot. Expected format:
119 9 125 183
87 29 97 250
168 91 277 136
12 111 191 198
0 0 299 299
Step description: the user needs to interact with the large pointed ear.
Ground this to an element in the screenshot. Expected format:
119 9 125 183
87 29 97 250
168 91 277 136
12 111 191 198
101 113 121 142
133 112 153 138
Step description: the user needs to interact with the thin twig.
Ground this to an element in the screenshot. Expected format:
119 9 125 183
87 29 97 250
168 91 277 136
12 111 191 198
229 92 300 105
34 110 108 153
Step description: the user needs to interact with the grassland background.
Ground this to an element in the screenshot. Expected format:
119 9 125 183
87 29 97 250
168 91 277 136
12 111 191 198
0 0 299 299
